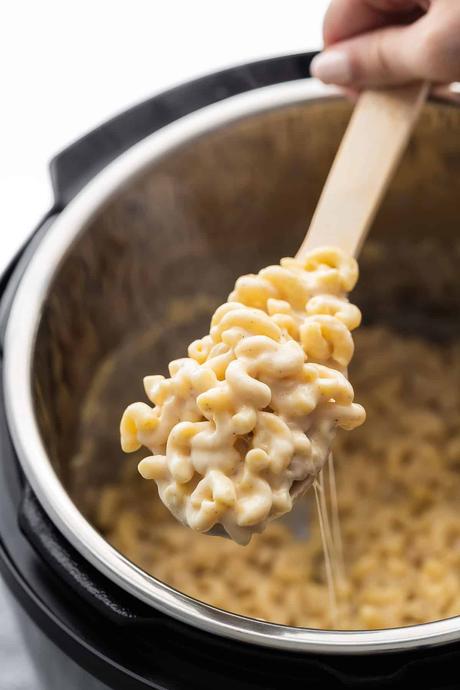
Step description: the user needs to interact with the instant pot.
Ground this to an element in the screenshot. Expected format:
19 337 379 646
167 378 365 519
1 52 460 689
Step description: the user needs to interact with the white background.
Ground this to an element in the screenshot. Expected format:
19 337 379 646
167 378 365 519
1 3 327 688
1 0 328 273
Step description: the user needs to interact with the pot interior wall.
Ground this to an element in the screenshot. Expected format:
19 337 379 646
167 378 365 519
31 97 460 510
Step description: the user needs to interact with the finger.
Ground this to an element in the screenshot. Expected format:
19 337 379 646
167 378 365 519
323 0 423 46
312 24 417 87
312 9 460 87
418 0 460 82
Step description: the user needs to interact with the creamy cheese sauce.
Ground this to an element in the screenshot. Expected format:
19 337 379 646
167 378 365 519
120 247 364 543
93 326 460 629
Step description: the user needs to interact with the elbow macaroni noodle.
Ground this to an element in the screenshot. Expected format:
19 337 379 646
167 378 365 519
99 325 460 630
120 247 365 543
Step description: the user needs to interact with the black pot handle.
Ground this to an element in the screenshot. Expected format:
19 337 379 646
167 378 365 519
49 52 316 208
19 483 160 626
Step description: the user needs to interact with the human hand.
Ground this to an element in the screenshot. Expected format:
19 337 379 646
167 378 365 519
311 1 460 88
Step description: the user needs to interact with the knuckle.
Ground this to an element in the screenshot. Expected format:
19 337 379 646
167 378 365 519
418 20 460 80
372 33 393 77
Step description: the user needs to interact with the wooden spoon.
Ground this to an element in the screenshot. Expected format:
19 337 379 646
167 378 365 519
210 84 428 539
284 84 429 509
297 83 429 260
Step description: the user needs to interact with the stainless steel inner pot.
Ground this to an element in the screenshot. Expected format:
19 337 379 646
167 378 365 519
5 80 460 653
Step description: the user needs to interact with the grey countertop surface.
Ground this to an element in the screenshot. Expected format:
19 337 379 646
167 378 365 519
0 580 37 690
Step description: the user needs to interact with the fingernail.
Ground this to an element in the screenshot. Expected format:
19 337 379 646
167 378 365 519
310 51 352 85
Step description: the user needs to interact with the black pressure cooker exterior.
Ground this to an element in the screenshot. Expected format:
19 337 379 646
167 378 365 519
1 52 460 690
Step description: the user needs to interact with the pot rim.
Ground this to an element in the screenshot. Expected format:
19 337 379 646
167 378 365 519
4 77 460 654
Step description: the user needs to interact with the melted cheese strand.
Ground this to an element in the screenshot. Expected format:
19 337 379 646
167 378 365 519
314 478 338 627
327 451 346 586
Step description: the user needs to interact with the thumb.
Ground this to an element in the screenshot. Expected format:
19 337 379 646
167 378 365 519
311 16 459 87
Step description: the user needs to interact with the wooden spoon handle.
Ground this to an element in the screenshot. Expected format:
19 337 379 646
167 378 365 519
296 83 429 260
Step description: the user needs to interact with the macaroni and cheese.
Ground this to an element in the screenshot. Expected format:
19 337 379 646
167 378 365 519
120 247 364 543
99 326 460 629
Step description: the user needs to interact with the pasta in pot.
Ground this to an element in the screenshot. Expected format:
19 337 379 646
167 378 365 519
99 326 460 630
120 247 365 543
